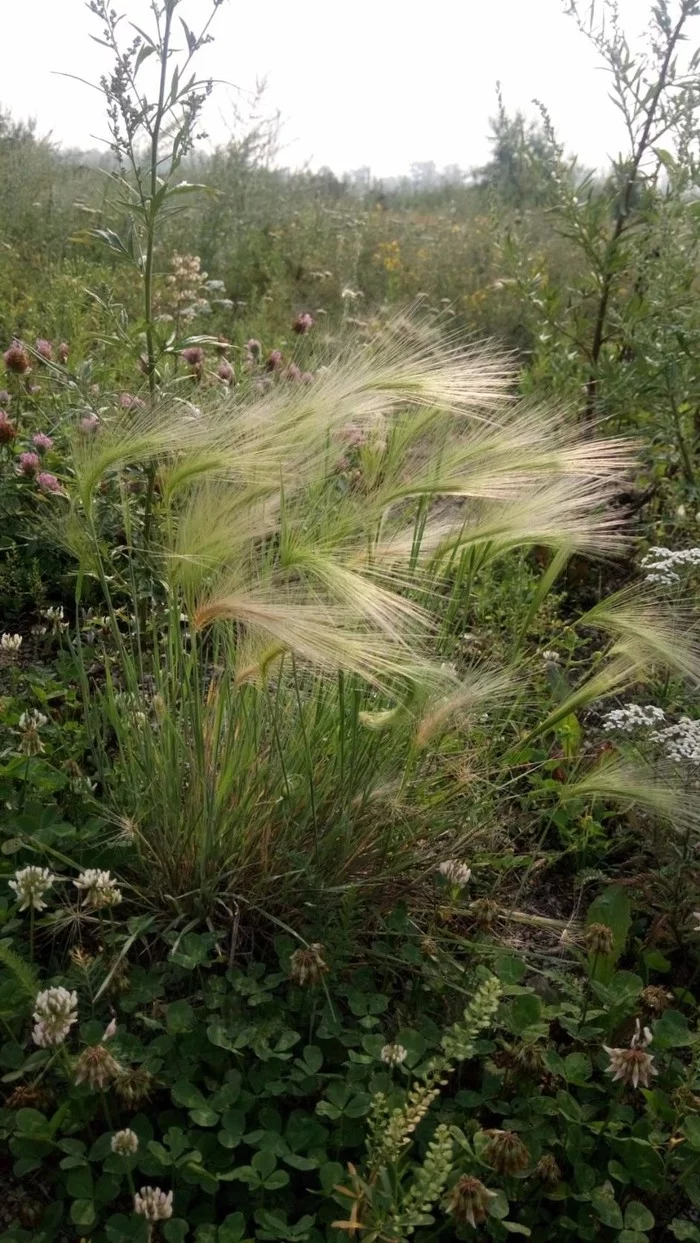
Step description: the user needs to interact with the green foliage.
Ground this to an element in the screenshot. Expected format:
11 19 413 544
0 0 699 1238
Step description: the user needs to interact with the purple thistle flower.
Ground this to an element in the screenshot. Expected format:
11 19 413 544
292 312 314 335
57 342 70 364
35 339 53 361
3 341 31 374
32 432 53 452
180 347 205 367
18 452 40 475
245 338 261 359
265 349 283 373
37 472 62 494
0 410 17 444
217 360 234 384
80 414 100 433
119 393 146 410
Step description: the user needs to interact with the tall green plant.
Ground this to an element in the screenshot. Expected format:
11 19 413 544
84 0 223 393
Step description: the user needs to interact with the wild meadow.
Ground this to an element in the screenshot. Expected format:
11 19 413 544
1 1 700 1239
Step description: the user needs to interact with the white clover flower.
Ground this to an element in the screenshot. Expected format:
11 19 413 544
438 859 472 888
103 1017 117 1041
541 650 561 665
380 1042 408 1066
134 1186 174 1222
601 704 666 733
74 869 122 909
32 987 78 1047
9 865 55 911
1 633 22 651
111 1128 139 1155
650 716 700 765
42 605 67 634
69 775 98 796
603 1018 657 1090
18 709 48 731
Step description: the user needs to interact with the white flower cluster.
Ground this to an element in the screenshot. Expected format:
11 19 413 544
43 605 67 634
380 1042 408 1066
438 860 472 887
112 1128 139 1155
650 716 700 765
74 869 122 909
32 986 78 1047
541 650 561 665
1 633 22 651
640 546 700 586
18 709 48 731
134 1187 173 1222
602 704 666 733
9 865 54 911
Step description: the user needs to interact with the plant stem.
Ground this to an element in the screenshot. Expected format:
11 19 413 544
583 6 690 424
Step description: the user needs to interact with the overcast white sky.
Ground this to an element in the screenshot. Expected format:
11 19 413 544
3 0 649 177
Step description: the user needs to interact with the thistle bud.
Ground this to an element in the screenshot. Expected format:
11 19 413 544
585 923 615 955
483 1129 530 1175
3 341 31 374
447 1175 497 1228
469 898 500 930
534 1153 562 1186
292 312 314 334
512 1041 546 1077
74 1043 121 1089
640 985 672 1014
114 1066 156 1107
0 410 17 444
289 943 329 987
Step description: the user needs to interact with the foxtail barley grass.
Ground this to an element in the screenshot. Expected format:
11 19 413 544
48 320 697 919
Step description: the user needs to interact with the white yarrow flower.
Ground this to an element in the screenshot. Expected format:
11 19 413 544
134 1186 174 1222
640 545 700 586
650 716 700 765
74 869 122 908
9 865 54 911
32 986 78 1047
601 704 666 734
